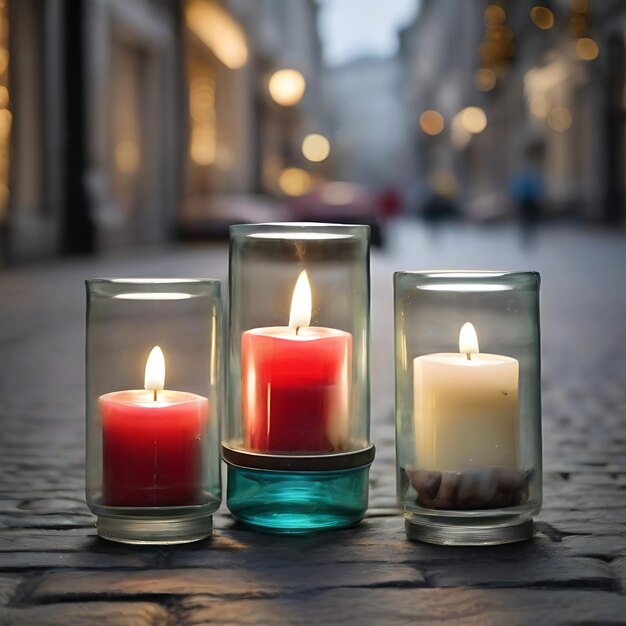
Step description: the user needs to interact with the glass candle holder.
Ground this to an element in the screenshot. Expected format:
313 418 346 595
225 223 375 533
394 271 542 545
85 279 222 544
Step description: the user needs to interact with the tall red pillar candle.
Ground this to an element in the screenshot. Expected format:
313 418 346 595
241 270 352 453
242 327 351 452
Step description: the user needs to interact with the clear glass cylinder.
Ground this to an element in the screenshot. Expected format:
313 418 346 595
394 271 542 545
225 223 374 533
85 279 222 544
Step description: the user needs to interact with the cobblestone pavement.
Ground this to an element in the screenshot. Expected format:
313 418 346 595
0 221 625 625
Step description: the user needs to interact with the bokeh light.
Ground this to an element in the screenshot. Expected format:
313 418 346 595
190 128 217 165
0 85 8 108
302 133 330 162
115 140 140 173
484 4 506 26
185 0 248 70
459 106 487 134
575 38 599 61
278 167 311 196
570 0 588 13
0 108 11 139
269 69 306 107
530 95 550 118
530 7 555 30
475 68 497 92
419 110 445 136
547 106 573 132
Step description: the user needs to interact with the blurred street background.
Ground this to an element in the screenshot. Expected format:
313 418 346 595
0 0 624 262
0 4 626 620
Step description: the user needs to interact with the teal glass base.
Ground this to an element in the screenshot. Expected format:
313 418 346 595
226 464 370 534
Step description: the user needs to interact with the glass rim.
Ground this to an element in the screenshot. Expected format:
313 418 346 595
394 270 539 279
229 222 370 240
85 277 221 299
394 270 540 284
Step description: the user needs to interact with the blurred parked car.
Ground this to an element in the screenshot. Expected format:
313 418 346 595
287 182 384 246
179 194 289 239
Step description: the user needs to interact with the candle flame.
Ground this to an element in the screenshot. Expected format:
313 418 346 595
144 346 165 392
289 270 312 332
459 322 479 356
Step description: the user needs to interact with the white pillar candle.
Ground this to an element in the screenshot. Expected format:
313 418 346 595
413 322 519 472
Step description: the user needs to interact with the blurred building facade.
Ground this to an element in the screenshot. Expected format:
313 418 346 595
325 56 413 188
402 0 626 223
0 0 324 263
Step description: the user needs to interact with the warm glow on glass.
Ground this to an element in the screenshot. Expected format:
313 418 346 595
419 110 445 136
115 140 140 174
144 346 165 392
484 4 506 26
114 292 193 300
289 270 312 331
547 106 572 132
418 283 511 293
269 69 306 107
302 134 330 162
459 322 480 356
475 68 497 92
278 168 311 196
459 107 487 134
185 0 248 70
530 6 555 30
575 38 599 61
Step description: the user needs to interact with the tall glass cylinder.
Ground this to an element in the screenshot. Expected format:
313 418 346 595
85 279 222 544
226 223 374 533
394 271 542 545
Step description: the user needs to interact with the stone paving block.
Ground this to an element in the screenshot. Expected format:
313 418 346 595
0 577 21 606
178 588 626 625
0 529 101 552
0 514 95 530
0 602 169 626
167 518 408 565
562 535 626 559
0 549 160 570
424 556 615 590
611 556 626 591
32 563 424 601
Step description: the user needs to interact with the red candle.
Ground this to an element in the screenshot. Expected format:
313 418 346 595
100 347 208 507
241 271 352 453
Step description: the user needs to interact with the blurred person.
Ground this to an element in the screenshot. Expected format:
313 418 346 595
509 152 545 248
420 171 460 222
377 186 403 219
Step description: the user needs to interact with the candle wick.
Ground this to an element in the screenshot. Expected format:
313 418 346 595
153 389 157 402
295 326 300 336
466 353 471 361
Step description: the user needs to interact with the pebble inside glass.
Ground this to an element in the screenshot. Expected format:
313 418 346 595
395 271 542 545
